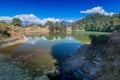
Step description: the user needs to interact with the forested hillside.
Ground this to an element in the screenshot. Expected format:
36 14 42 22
72 13 120 32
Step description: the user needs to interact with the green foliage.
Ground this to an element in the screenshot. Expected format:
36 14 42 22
37 24 44 28
73 13 120 32
46 21 67 33
46 21 54 33
12 18 22 26
60 23 67 32
71 24 79 30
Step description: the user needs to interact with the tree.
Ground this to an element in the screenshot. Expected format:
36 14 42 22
46 21 54 33
12 18 22 26
38 24 44 28
45 21 67 33
60 23 67 32
54 22 60 33
71 23 78 31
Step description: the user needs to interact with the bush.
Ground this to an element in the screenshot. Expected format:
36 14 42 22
3 30 8 35
89 35 108 45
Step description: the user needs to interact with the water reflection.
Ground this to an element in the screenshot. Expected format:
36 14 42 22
0 33 91 77
51 43 83 63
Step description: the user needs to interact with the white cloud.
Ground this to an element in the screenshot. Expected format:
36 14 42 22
0 14 75 25
0 16 12 23
80 6 114 16
14 14 41 24
14 14 39 22
65 19 75 23
41 18 62 24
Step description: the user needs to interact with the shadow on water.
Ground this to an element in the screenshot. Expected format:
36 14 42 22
48 43 84 80
51 43 83 63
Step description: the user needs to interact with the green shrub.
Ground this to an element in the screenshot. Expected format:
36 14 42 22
12 18 22 26
89 35 108 45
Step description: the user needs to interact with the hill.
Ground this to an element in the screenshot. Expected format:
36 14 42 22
72 13 120 32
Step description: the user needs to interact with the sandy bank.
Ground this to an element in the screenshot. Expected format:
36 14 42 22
0 35 28 49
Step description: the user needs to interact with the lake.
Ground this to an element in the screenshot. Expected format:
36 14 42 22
0 31 108 79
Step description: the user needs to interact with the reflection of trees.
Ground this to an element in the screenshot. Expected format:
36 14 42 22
45 33 66 40
25 33 67 40
24 31 107 44
72 34 91 44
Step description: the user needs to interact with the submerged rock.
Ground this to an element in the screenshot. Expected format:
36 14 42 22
0 54 50 80
35 75 49 80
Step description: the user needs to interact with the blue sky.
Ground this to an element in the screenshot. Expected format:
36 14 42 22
0 0 120 24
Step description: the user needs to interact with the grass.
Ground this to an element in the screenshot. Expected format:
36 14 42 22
72 31 110 35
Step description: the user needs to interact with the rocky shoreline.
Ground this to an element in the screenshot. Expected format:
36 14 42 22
49 31 120 80
49 45 101 80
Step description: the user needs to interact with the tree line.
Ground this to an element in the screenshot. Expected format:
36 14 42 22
45 21 67 33
72 13 120 32
2 13 120 33
1 18 68 33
